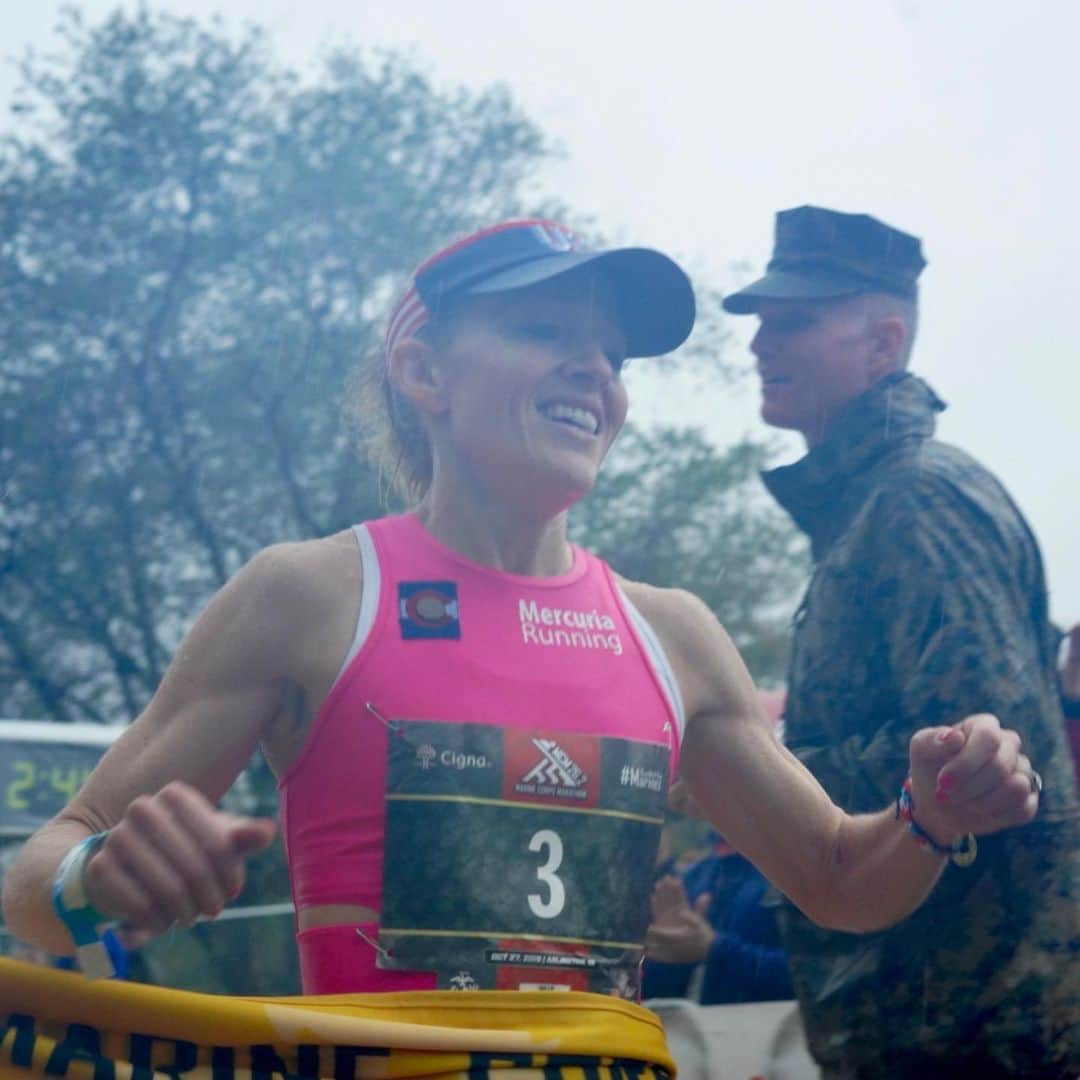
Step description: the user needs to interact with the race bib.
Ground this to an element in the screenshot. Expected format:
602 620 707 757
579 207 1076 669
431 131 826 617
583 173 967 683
378 720 669 997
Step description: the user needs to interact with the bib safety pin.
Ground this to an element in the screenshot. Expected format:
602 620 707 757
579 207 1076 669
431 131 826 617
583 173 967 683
365 701 402 733
355 925 393 961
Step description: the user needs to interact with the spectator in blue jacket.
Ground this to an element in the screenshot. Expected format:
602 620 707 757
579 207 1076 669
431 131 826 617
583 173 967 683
643 831 793 1005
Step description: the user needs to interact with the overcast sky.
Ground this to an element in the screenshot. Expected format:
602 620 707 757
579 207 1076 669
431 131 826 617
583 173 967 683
3 1 1077 625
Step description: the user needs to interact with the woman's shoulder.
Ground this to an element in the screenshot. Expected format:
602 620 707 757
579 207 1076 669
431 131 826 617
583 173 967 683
216 531 366 672
616 576 720 650
614 576 756 718
241 530 362 605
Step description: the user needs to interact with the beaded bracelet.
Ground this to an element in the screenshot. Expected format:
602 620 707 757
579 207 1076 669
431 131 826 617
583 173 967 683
895 777 977 867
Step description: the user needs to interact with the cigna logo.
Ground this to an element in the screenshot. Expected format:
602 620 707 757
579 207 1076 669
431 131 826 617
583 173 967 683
413 744 491 771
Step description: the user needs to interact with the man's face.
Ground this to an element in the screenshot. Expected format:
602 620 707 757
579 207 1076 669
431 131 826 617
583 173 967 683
749 296 882 446
432 271 630 511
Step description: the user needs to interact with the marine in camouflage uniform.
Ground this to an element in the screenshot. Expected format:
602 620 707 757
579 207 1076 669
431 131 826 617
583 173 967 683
724 206 1079 1078
764 371 1079 1078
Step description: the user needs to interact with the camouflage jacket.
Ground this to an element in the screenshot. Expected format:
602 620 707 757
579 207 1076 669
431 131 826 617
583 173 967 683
762 373 1079 1078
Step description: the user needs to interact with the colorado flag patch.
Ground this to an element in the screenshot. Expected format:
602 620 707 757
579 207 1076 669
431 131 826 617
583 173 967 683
398 581 461 640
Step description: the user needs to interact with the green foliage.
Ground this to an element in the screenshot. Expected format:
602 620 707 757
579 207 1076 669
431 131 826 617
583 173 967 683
0 7 556 724
573 424 807 684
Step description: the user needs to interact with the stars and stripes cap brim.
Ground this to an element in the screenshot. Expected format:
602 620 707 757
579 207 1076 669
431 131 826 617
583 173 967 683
384 219 695 359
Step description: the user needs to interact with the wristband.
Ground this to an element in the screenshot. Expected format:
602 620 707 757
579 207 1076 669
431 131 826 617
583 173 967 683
895 778 977 867
52 832 116 978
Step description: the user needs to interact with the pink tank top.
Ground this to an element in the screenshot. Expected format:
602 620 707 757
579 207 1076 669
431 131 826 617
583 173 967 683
280 513 685 993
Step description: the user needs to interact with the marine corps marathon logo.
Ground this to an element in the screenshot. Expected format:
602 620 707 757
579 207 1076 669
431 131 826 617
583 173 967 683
502 730 600 807
521 739 588 791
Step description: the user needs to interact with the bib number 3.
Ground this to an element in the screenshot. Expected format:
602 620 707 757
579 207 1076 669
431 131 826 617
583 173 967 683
527 829 566 919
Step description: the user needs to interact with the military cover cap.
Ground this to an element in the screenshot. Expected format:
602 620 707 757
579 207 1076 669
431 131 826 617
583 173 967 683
723 205 926 314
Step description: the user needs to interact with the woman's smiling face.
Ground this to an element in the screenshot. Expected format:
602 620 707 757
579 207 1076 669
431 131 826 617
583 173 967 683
429 270 630 510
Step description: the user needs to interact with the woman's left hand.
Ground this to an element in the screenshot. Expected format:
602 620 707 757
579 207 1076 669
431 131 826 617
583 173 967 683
907 712 1040 845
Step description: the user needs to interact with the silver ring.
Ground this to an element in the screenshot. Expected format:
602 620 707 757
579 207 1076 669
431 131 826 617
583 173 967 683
1029 770 1043 795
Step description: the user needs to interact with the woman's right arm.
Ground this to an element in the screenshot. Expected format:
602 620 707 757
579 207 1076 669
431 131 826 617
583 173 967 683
0 542 326 955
